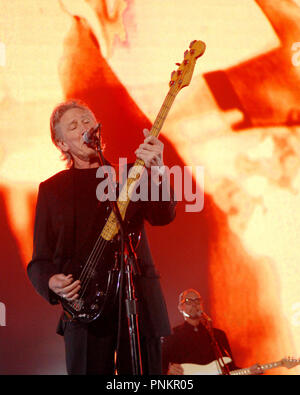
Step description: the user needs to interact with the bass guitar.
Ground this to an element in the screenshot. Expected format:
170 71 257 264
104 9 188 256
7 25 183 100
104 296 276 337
60 40 206 322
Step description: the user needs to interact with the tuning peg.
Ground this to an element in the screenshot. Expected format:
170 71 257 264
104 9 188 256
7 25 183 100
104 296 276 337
189 40 197 48
184 50 189 57
175 62 181 66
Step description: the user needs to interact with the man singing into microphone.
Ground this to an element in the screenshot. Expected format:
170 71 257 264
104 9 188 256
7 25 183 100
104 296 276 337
27 99 176 374
162 289 263 375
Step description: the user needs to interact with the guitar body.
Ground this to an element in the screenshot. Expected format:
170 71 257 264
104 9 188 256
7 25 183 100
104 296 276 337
182 358 232 375
60 268 121 323
60 234 120 323
60 226 141 323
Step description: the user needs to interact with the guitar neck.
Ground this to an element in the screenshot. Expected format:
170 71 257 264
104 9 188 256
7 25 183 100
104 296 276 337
101 84 180 241
230 360 282 375
99 39 205 241
150 84 180 137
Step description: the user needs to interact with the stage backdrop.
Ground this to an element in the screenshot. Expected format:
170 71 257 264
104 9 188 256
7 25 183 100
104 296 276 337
0 0 300 374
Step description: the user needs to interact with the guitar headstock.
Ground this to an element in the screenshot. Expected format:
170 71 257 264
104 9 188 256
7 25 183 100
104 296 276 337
169 40 206 90
281 356 300 369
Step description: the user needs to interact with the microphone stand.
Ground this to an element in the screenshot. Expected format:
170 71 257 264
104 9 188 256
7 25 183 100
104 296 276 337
202 316 230 375
88 125 143 375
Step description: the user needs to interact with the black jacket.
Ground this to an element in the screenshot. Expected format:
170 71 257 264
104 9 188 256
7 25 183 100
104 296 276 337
27 167 176 337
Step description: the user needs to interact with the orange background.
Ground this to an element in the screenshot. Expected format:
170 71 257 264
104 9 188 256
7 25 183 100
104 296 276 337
0 0 299 374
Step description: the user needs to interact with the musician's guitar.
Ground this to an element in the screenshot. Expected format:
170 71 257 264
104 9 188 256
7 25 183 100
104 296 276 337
182 356 300 375
60 40 206 322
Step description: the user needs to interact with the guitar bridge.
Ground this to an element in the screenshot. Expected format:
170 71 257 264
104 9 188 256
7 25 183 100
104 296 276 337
69 298 84 312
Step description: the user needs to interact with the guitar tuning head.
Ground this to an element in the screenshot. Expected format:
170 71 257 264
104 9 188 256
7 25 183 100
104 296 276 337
189 40 197 48
169 40 206 90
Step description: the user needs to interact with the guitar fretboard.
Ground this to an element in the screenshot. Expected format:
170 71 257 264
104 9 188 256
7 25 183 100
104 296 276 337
230 360 281 375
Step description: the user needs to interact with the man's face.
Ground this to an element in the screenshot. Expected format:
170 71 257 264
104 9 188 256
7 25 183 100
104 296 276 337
179 291 204 319
57 107 98 164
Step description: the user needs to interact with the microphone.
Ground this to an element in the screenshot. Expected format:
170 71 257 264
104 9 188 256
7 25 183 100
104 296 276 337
83 123 101 145
200 312 212 322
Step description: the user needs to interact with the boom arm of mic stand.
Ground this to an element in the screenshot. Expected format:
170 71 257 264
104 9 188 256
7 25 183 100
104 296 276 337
206 323 230 375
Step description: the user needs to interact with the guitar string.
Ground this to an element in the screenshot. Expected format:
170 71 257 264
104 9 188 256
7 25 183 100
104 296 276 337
78 238 102 280
78 166 147 295
77 228 106 285
77 184 124 291
77 86 180 299
78 176 137 296
78 206 123 296
74 84 180 301
78 179 145 297
78 181 136 295
78 212 115 283
78 174 147 295
79 237 107 298
77 154 145 292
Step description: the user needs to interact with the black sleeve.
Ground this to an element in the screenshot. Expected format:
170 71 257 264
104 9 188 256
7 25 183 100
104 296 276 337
161 335 174 374
27 182 59 305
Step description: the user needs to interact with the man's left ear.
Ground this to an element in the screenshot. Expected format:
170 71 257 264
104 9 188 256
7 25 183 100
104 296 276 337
178 303 183 314
57 139 69 153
